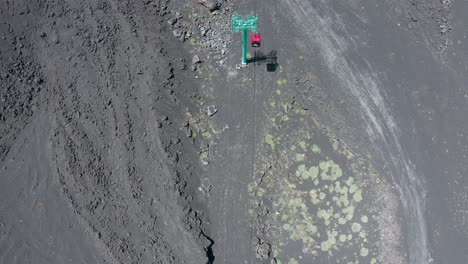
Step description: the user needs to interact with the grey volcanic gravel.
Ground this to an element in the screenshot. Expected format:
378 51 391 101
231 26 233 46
0 0 212 263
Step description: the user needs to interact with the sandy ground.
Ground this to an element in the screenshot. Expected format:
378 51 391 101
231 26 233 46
1 0 468 263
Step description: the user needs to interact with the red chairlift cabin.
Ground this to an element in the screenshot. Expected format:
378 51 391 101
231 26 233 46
251 33 261 47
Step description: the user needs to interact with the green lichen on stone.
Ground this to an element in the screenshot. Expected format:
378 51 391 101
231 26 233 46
276 88 281 95
288 258 298 264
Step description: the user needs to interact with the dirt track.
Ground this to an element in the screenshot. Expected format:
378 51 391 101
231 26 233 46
1 0 468 263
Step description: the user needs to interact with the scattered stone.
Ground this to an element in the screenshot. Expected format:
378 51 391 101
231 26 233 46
200 26 210 36
255 239 271 260
168 17 177 25
198 178 212 197
50 34 59 44
173 29 182 38
192 55 201 64
191 64 198 71
200 149 209 166
197 0 221 12
206 105 217 116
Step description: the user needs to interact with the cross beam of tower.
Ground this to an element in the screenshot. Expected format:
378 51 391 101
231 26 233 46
231 14 258 65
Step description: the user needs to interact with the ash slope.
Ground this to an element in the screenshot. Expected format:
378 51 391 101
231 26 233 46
0 0 210 263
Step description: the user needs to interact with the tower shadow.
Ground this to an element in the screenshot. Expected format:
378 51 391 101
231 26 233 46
248 50 278 72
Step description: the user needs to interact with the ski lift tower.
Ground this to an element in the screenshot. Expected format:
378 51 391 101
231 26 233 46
231 14 258 65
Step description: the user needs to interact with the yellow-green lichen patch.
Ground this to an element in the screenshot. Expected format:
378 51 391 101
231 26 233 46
299 141 307 150
311 144 321 153
265 134 275 150
351 222 362 233
295 153 305 162
319 160 343 181
359 231 366 238
361 215 368 223
288 258 298 264
338 217 347 225
273 248 280 258
254 88 379 262
276 79 288 86
339 234 347 243
342 205 355 221
353 190 363 202
202 130 211 138
272 180 318 252
360 247 369 257
320 230 338 253
309 189 320 205
248 208 254 216
247 183 253 193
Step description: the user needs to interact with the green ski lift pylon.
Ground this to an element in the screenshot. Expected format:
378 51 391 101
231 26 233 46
231 14 258 65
